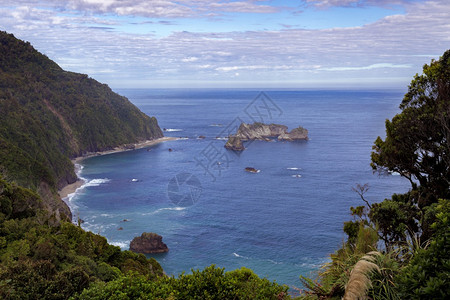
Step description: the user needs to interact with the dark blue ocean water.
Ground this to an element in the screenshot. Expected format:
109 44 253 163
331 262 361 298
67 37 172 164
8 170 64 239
67 89 410 289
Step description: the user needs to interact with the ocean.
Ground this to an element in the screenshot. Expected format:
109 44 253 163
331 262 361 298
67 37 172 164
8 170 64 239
66 89 411 289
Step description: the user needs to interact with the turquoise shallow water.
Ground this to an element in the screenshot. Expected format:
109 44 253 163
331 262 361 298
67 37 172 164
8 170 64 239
67 89 410 289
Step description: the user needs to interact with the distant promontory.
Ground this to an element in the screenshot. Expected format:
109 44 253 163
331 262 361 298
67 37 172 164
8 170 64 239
0 31 163 221
225 122 308 151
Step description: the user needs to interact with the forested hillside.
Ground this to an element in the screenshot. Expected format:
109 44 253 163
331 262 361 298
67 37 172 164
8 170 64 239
0 31 163 218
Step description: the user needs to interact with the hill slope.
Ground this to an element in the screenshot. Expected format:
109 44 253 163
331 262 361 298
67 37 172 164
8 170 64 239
0 31 163 219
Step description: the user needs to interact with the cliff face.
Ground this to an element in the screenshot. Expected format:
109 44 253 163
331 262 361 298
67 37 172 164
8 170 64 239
0 31 163 219
225 122 308 151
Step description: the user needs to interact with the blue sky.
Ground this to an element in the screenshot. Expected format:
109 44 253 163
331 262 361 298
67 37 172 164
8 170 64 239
1 0 449 89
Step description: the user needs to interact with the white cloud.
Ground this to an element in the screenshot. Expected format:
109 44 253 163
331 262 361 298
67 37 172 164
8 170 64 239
216 65 293 71
0 0 281 18
181 57 199 62
322 63 412 71
306 0 417 8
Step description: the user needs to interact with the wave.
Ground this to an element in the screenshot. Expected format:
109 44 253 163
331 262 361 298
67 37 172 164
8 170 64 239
291 174 302 178
84 178 111 187
178 137 189 140
100 213 115 217
287 167 301 170
65 163 111 223
141 207 187 216
209 124 224 127
232 252 249 259
81 221 118 234
109 241 130 249
214 137 228 140
267 259 284 265
164 128 183 132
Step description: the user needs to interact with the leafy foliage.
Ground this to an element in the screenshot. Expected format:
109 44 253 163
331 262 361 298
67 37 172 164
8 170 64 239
371 49 450 220
73 265 289 300
397 199 450 299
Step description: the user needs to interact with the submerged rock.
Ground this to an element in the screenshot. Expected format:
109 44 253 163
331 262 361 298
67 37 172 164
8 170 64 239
130 232 169 254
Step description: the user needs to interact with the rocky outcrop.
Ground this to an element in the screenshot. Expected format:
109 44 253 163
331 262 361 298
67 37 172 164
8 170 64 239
225 122 308 151
278 126 309 141
129 232 169 254
225 136 245 151
235 123 287 141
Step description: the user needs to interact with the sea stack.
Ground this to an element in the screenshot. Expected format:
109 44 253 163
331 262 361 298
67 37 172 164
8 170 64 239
129 232 169 254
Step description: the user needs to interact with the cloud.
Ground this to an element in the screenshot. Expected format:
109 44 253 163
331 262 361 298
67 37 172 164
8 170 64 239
181 57 199 62
216 65 293 71
0 0 281 18
0 0 449 87
322 63 412 71
305 0 417 9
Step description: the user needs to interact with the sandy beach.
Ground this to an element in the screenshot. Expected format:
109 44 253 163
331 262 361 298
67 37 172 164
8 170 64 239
59 136 178 199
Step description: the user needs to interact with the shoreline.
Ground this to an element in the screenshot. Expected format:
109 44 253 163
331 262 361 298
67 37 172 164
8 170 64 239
59 136 178 201
72 136 178 164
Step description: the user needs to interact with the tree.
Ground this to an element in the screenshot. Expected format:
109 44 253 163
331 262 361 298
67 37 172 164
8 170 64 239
371 50 450 241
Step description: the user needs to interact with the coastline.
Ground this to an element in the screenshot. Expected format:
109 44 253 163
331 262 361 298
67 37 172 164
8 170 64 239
72 136 179 163
59 136 178 202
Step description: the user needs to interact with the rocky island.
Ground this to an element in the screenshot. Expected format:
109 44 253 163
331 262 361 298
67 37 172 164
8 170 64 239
130 232 169 254
225 122 308 151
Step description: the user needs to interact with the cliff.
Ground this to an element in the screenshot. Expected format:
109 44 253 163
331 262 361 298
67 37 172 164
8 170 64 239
225 122 308 151
0 31 163 219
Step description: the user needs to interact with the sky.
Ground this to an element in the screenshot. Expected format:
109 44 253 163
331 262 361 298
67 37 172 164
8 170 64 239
1 0 449 89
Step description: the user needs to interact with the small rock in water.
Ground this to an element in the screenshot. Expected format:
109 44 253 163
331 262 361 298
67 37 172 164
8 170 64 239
245 167 259 173
130 232 169 254
168 148 173 152
118 227 123 231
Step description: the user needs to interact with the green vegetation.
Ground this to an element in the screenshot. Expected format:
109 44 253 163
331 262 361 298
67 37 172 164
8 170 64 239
298 50 450 299
74 266 288 300
0 31 163 218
